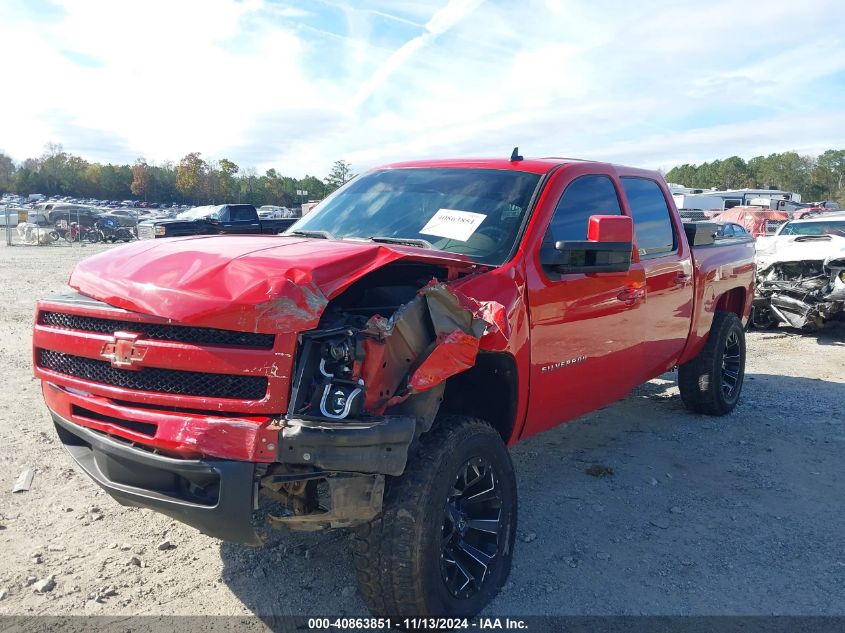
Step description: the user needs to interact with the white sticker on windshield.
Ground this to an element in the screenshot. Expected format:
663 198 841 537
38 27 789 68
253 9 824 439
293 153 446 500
419 209 486 242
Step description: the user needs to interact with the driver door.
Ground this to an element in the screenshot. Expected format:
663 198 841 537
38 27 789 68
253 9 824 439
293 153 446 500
525 170 646 436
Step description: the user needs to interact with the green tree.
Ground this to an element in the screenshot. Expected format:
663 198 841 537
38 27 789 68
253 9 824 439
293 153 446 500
40 142 67 195
717 156 751 189
665 163 697 187
263 168 286 205
152 161 178 203
131 158 152 201
815 149 845 199
299 175 328 200
753 152 811 193
0 152 15 193
239 166 261 205
15 158 44 195
176 152 207 203
217 158 239 202
325 160 355 193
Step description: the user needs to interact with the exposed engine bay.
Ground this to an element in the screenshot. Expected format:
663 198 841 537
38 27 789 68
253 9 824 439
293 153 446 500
289 264 490 423
753 235 845 330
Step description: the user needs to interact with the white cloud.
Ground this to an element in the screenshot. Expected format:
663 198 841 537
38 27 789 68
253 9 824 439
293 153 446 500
0 0 843 178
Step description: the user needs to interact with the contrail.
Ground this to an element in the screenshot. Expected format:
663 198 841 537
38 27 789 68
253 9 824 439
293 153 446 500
351 0 486 108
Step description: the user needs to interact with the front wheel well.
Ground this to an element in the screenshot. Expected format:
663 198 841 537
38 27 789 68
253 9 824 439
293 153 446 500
437 352 518 443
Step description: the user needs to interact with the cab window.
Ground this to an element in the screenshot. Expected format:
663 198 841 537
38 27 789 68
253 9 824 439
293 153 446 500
546 175 622 244
229 205 255 221
621 177 676 257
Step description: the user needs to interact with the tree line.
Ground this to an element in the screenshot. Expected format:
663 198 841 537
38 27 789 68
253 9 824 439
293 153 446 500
5 145 842 207
665 150 845 203
0 143 356 207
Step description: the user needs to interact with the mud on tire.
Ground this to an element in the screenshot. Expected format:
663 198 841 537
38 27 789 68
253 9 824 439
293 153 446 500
350 415 517 618
678 311 746 415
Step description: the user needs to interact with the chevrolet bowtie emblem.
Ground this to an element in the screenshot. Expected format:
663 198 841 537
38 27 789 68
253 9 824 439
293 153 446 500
100 331 147 369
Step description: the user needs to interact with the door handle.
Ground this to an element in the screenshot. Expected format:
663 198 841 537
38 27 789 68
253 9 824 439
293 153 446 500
674 272 692 287
617 286 645 305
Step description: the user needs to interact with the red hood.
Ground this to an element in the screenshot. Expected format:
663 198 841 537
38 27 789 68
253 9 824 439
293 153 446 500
68 235 476 333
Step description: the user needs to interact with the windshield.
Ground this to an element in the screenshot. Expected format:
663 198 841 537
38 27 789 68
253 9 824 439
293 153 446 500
177 206 219 220
780 220 845 237
288 168 542 265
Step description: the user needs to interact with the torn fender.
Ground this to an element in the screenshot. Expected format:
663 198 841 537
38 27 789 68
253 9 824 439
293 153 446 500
407 330 481 392
68 235 476 334
358 282 505 414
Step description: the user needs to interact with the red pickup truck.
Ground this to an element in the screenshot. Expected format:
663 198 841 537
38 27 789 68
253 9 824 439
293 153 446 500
33 155 755 618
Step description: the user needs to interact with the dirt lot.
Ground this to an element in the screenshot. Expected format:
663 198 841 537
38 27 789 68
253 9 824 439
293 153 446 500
0 237 843 618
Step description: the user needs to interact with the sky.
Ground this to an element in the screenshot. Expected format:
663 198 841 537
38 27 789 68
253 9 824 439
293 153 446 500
1 0 844 178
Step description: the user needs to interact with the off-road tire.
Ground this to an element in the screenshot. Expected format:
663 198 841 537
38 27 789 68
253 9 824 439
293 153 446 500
350 415 517 618
678 311 746 415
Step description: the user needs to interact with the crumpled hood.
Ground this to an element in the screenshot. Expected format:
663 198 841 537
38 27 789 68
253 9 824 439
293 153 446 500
756 234 845 272
68 235 475 333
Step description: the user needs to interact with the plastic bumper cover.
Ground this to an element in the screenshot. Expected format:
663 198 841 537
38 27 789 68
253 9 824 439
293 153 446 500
51 410 261 545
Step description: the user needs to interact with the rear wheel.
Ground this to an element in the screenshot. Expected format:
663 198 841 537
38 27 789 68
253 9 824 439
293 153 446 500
678 311 746 415
351 416 517 618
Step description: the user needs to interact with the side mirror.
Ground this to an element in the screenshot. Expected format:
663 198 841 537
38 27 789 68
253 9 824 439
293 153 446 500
205 216 219 225
541 215 633 274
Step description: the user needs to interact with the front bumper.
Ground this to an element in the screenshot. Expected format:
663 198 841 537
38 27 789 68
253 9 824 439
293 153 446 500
278 415 416 476
50 408 417 542
52 410 262 545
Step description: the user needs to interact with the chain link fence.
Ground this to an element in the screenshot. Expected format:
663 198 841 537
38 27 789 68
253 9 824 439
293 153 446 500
2 205 136 247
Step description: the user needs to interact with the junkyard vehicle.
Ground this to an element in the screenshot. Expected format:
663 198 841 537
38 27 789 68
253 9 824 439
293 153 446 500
37 203 100 227
752 213 845 330
92 216 135 243
707 221 750 239
136 204 295 239
258 205 298 219
714 206 790 238
101 209 140 228
34 156 755 617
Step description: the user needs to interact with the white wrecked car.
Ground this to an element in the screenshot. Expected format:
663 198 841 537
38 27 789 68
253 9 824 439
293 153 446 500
753 213 845 330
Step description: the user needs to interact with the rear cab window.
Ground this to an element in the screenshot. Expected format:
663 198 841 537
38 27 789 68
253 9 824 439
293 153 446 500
620 177 677 258
229 205 257 222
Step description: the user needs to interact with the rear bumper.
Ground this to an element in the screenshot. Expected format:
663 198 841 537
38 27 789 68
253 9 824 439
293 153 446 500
51 410 262 545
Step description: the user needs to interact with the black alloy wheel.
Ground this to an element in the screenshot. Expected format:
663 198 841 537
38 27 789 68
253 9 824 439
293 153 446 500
721 330 742 398
441 457 503 599
679 311 746 415
352 415 517 617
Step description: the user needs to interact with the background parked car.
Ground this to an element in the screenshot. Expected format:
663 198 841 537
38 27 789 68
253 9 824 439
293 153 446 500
714 222 750 239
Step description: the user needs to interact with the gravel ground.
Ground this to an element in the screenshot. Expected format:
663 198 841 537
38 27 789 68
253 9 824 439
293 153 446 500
0 238 843 618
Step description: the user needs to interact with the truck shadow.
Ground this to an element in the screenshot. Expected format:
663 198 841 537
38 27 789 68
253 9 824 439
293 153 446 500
815 321 845 346
751 321 844 346
219 372 845 617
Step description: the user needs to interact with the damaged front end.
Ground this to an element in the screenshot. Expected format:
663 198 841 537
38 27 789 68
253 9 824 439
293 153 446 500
753 255 845 330
44 237 511 540
257 271 502 532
